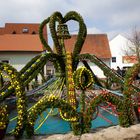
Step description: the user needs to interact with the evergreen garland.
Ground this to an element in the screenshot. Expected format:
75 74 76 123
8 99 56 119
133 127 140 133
83 91 125 132
39 18 53 53
64 11 87 59
26 94 79 137
123 63 140 125
0 63 27 138
0 11 139 138
49 12 63 55
78 54 124 85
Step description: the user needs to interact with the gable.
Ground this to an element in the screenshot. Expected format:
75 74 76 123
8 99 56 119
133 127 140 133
64 34 111 58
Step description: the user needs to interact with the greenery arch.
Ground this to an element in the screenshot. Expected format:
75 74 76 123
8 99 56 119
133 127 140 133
78 53 124 85
73 66 94 90
0 53 64 101
64 11 87 59
0 62 27 138
83 91 126 133
26 94 79 137
123 63 140 124
0 10 139 139
39 17 53 53
49 11 64 55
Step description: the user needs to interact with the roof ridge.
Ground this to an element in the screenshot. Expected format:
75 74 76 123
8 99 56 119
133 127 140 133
70 33 107 36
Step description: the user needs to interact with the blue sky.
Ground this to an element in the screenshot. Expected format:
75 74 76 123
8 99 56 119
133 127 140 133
0 0 140 41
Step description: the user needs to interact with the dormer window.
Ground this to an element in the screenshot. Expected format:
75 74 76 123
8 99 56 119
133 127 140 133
22 28 29 33
12 31 16 34
32 31 36 34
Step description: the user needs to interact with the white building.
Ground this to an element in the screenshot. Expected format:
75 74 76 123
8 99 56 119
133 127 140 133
109 34 136 70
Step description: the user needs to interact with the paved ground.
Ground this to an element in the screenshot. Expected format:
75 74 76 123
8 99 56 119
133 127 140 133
3 124 140 140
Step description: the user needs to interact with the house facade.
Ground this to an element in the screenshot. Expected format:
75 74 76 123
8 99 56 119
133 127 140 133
109 34 136 70
0 23 112 79
0 23 47 70
64 34 112 78
0 23 48 82
0 34 44 71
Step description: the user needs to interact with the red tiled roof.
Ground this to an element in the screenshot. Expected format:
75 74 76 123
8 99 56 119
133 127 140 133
64 34 111 58
0 23 46 34
0 28 5 35
0 34 44 52
0 23 47 41
122 56 137 63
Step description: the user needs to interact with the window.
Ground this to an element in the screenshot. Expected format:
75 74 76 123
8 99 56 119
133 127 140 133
46 70 52 75
22 28 29 33
112 57 116 62
1 60 9 63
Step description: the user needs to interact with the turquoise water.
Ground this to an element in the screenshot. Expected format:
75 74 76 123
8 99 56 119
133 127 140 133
7 108 118 134
91 109 118 128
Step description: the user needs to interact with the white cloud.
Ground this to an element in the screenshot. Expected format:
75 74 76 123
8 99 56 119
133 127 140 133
110 9 140 28
87 27 103 34
107 30 122 40
0 0 140 40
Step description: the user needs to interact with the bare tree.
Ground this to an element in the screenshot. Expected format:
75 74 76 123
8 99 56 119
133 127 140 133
124 27 140 63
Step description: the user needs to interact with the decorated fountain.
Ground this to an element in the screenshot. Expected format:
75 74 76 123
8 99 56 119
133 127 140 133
0 11 140 139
